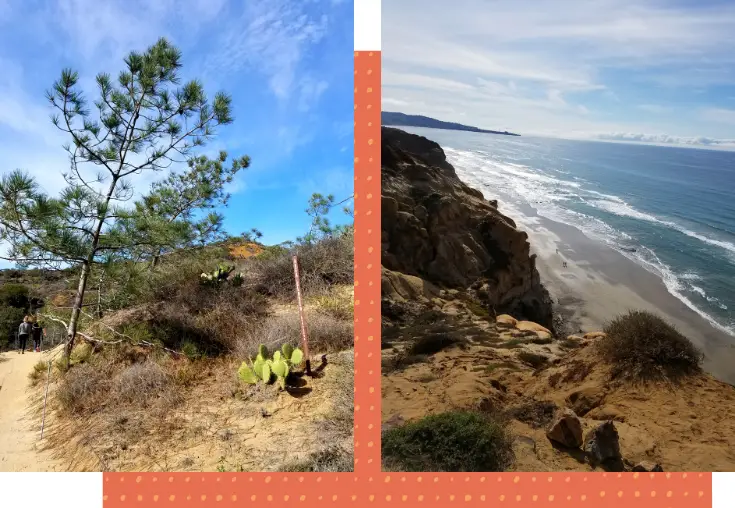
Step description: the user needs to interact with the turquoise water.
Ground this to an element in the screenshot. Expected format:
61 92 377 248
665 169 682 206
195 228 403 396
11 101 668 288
399 127 735 338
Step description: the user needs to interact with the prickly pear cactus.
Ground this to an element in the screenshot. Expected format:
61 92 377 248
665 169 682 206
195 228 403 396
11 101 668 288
271 359 287 377
238 362 258 384
260 362 272 383
253 357 265 378
290 347 304 366
238 343 306 390
282 343 294 361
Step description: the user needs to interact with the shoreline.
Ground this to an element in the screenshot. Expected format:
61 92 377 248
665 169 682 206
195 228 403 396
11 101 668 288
510 203 735 384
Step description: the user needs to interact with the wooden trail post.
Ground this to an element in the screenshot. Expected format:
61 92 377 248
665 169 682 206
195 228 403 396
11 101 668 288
292 255 312 375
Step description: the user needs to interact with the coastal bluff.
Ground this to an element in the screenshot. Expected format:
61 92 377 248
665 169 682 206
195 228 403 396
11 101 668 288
381 126 553 326
381 128 735 473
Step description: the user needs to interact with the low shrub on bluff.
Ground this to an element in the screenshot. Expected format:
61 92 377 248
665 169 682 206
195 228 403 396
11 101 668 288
247 232 354 299
599 310 703 382
382 411 514 472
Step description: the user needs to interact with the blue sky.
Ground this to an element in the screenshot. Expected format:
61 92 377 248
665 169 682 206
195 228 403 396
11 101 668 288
0 0 353 268
383 0 735 149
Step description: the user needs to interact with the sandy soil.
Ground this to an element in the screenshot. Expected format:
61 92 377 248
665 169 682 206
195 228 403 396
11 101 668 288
0 346 63 471
381 300 735 471
42 349 354 472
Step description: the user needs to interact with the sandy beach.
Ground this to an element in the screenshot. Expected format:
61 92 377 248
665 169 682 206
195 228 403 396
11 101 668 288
509 202 735 384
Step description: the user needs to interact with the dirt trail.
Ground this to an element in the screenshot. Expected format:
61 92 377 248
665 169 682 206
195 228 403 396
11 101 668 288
0 347 63 471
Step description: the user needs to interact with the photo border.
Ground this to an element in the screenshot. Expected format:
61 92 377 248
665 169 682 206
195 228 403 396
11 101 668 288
101 24 716 508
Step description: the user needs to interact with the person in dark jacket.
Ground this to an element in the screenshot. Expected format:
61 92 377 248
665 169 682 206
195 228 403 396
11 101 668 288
31 319 45 352
18 316 31 354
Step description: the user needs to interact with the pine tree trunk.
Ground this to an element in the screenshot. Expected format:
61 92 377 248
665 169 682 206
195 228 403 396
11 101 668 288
65 261 90 367
65 176 119 367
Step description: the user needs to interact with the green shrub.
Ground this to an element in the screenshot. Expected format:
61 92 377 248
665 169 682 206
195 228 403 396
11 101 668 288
181 340 201 360
382 411 514 472
0 283 29 308
599 310 703 382
0 306 25 348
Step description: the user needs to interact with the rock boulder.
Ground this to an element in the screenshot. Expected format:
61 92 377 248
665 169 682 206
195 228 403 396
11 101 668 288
546 408 583 448
584 421 622 464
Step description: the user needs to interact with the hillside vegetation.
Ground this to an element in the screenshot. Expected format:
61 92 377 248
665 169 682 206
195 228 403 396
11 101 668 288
28 229 354 472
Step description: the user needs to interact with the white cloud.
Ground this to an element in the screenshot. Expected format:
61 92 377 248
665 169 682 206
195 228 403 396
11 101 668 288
383 0 735 141
596 132 735 148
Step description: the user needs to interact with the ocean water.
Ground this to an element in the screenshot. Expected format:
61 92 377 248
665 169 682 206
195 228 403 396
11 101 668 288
397 127 735 338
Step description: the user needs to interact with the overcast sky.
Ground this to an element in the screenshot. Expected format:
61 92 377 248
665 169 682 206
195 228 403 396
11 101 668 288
383 0 735 148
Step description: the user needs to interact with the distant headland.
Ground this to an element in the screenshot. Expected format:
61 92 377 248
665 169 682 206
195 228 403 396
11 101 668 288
381 111 521 137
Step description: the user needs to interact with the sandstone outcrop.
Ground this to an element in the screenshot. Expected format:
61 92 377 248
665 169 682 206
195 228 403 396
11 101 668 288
546 408 583 448
381 127 553 326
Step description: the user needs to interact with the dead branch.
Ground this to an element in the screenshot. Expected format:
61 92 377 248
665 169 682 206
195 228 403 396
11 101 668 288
38 311 182 356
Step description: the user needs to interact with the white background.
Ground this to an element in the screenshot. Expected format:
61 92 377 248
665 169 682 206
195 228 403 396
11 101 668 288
713 473 734 507
0 473 103 507
355 0 381 50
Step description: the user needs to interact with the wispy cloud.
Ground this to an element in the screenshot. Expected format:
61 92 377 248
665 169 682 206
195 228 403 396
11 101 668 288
383 0 735 145
212 0 328 102
297 76 330 112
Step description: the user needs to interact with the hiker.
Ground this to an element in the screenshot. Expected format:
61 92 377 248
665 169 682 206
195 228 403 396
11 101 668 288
31 318 45 353
18 316 31 354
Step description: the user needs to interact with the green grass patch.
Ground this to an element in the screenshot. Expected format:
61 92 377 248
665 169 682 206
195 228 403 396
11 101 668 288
382 411 514 472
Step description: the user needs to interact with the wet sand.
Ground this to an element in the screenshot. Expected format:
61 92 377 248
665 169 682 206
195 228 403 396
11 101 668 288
505 202 735 385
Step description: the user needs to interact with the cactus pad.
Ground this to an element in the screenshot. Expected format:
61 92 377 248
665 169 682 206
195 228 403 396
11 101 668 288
282 343 294 360
290 347 304 366
237 362 258 384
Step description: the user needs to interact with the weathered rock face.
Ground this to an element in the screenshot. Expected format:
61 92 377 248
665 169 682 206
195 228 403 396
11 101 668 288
546 408 583 448
381 127 554 326
584 421 622 464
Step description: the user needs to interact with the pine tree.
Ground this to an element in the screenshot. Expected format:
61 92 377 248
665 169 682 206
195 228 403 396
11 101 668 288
0 38 247 364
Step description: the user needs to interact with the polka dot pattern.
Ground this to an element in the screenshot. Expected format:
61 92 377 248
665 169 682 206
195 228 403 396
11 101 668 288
97 51 715 508
353 50 381 476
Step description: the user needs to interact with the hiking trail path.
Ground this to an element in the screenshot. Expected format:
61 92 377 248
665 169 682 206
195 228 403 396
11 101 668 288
0 346 63 471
